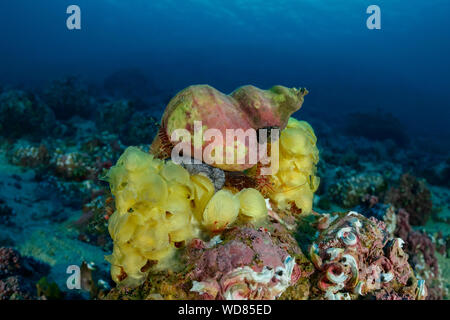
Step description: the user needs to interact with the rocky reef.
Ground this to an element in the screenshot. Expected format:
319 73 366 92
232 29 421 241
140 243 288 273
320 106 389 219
385 173 433 226
0 80 448 300
0 90 56 140
309 211 423 299
98 84 434 300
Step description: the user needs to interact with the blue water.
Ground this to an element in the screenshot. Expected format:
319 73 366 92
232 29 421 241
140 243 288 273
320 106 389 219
0 0 449 136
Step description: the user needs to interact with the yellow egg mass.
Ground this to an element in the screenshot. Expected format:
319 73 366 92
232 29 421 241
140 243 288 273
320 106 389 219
268 117 320 215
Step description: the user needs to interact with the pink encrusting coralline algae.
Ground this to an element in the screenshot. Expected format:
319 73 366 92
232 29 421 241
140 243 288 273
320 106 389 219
186 227 309 300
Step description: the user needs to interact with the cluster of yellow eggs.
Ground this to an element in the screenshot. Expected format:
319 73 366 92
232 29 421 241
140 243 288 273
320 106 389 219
105 147 267 286
269 117 320 214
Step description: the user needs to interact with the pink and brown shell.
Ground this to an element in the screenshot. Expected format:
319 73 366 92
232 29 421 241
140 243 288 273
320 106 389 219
150 84 308 171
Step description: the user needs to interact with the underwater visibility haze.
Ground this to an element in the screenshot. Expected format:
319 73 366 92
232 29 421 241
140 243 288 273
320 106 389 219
0 0 449 301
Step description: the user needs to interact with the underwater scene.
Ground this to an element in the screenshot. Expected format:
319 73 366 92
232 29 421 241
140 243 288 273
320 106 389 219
0 0 449 302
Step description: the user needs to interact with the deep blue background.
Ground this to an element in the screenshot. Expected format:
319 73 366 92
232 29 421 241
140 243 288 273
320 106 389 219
0 0 449 137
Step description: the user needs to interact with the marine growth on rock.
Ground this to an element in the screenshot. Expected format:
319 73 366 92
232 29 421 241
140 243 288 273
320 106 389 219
100 84 429 301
